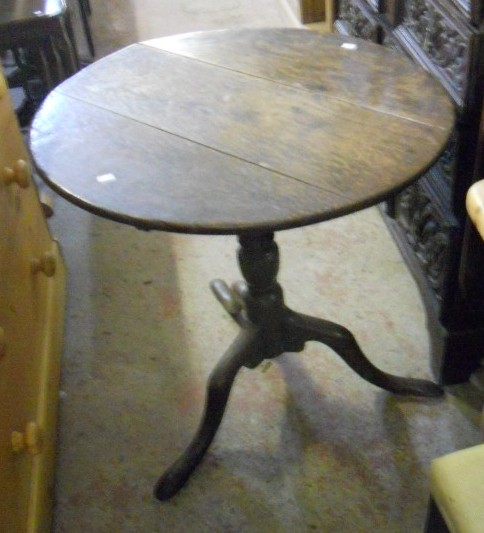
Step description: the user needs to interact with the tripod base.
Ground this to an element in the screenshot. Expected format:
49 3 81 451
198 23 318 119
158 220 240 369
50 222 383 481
154 233 442 501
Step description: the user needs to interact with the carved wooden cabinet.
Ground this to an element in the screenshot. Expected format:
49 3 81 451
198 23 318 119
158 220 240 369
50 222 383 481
333 0 484 383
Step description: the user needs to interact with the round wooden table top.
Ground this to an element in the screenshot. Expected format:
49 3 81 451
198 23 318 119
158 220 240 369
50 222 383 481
30 28 455 235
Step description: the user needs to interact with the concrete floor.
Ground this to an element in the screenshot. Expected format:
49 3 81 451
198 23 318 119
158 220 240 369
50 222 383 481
46 1 483 531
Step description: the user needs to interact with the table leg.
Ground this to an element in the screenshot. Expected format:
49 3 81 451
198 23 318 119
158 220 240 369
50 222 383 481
283 311 443 397
154 232 442 500
154 326 261 500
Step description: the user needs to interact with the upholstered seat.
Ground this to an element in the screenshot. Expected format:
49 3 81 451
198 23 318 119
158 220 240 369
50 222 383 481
426 445 484 533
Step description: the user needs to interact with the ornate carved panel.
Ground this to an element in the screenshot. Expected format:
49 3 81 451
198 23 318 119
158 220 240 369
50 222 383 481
435 130 458 190
335 0 381 41
402 0 471 102
394 175 458 301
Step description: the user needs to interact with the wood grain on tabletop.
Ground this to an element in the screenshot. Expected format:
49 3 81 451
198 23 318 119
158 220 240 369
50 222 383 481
30 29 455 234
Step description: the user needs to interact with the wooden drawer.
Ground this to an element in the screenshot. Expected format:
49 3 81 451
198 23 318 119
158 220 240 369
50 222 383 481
0 73 65 533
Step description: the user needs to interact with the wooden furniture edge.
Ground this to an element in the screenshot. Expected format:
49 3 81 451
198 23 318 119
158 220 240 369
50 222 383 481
27 241 66 533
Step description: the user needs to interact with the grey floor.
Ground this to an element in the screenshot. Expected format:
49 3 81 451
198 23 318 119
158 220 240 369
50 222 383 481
45 1 484 531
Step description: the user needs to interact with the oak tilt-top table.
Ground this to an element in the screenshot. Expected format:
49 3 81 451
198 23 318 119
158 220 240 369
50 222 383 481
30 28 455 500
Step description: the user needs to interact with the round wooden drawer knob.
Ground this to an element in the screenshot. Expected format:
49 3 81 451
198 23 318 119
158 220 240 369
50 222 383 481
31 251 57 277
2 159 30 188
11 422 42 455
